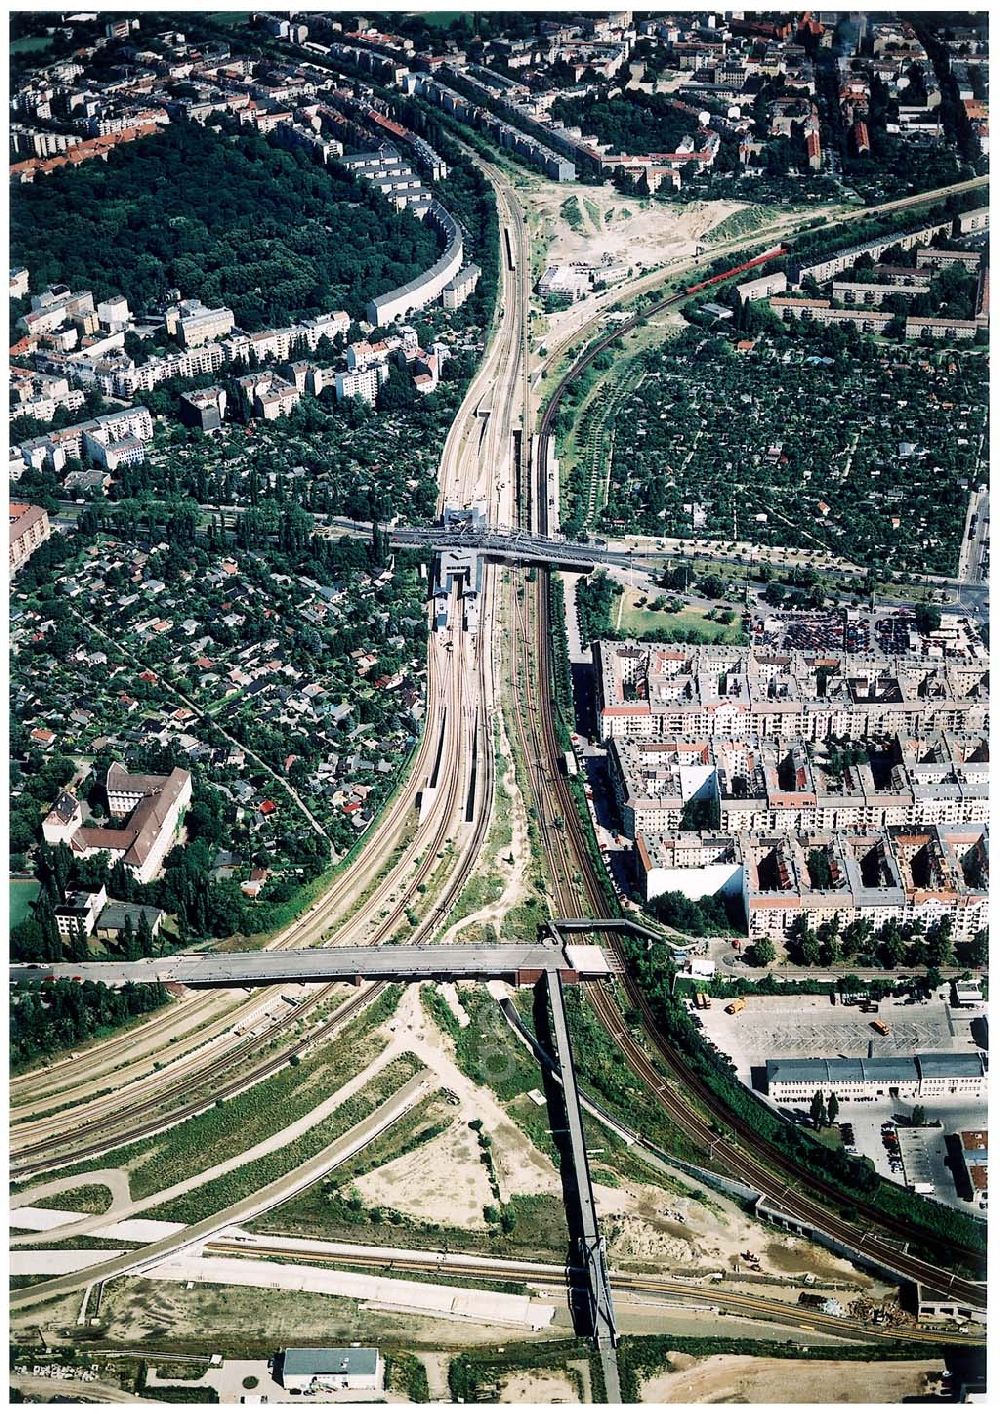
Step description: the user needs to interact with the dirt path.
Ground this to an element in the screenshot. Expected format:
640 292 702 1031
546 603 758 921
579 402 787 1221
439 711 533 942
11 1039 410 1248
417 1352 453 1402
641 1354 941 1403
12 1169 132 1214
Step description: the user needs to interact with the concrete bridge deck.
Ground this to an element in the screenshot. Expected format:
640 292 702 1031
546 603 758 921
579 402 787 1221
10 942 612 990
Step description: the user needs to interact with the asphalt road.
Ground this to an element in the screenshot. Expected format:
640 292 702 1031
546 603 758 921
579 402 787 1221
10 941 571 988
10 1072 432 1314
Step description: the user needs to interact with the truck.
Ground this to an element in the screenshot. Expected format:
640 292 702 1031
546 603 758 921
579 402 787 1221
695 992 712 1010
725 997 746 1015
871 1019 891 1036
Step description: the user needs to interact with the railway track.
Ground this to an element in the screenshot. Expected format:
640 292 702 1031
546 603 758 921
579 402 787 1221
503 248 988 1311
11 166 530 1181
203 1237 963 1348
11 984 385 1180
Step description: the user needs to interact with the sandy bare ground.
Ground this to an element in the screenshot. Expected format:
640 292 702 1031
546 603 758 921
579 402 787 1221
354 1116 496 1229
529 181 745 271
351 988 560 1226
600 1177 875 1291
382 987 874 1290
500 1369 579 1403
90 1275 569 1354
439 712 533 944
641 1354 942 1404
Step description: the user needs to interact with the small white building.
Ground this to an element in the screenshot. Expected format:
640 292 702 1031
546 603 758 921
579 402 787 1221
279 1348 383 1395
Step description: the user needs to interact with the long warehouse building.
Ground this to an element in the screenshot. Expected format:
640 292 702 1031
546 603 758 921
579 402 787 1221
765 1051 986 1104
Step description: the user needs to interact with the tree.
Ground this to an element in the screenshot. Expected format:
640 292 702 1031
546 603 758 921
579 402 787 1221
810 1090 827 1129
827 1094 839 1126
956 928 988 968
911 1104 927 1127
748 937 776 969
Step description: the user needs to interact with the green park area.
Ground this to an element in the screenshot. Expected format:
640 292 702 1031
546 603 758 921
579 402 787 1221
10 880 40 928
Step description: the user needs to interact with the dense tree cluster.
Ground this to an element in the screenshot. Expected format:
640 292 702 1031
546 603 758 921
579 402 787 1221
599 324 985 575
787 912 959 972
551 88 695 156
10 121 442 328
575 570 621 643
11 978 169 1067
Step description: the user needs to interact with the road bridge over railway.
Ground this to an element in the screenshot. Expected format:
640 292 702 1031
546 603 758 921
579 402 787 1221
10 941 614 990
310 517 990 621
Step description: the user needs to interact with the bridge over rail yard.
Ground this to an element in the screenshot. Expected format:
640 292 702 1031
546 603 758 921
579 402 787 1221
10 940 613 989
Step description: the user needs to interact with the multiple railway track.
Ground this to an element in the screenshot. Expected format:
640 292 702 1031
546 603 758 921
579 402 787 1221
508 250 986 1310
202 1237 966 1348
10 177 530 1184
11 984 385 1181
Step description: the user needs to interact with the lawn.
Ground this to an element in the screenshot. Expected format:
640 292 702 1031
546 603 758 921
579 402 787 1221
617 591 747 644
10 35 54 55
9 880 40 928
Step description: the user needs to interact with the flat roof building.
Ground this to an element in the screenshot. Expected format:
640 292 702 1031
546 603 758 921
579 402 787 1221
765 1051 986 1104
278 1347 383 1395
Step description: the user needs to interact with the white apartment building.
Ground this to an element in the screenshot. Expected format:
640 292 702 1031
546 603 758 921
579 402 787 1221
335 365 388 405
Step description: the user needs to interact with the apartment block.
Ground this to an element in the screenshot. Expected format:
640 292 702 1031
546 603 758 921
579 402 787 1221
442 263 481 309
19 406 153 474
165 298 235 347
905 316 979 342
742 824 988 941
736 270 788 301
236 370 301 421
771 297 894 333
790 220 951 285
179 385 227 432
915 247 983 271
612 730 988 842
9 501 51 577
595 640 989 744
335 364 388 405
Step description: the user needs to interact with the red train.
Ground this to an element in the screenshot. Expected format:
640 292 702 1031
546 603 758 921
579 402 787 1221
684 244 787 296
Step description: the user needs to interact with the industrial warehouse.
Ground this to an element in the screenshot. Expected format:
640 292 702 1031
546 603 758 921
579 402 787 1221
764 1051 987 1105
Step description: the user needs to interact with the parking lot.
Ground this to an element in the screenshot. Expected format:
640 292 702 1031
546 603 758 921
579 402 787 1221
700 993 978 1087
699 994 987 1213
846 1102 988 1213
